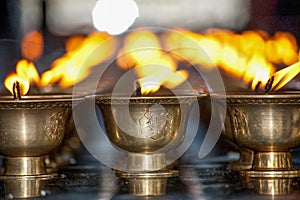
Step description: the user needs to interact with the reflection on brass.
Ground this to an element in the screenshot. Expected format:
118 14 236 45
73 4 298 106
4 157 47 176
46 114 82 170
253 152 292 170
228 147 254 171
223 111 254 171
96 96 195 154
117 170 178 196
128 153 166 172
0 95 75 198
96 96 197 196
246 178 293 195
222 93 300 178
4 178 45 199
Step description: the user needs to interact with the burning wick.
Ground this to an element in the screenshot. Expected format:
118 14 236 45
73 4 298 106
264 76 274 94
12 81 22 100
134 80 142 97
254 81 262 93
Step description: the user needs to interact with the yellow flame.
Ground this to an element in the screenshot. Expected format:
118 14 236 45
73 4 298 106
123 30 162 66
40 31 118 88
272 62 300 91
162 28 218 69
65 35 85 52
266 32 298 65
163 70 189 89
5 28 300 96
4 74 30 96
4 59 40 95
118 29 189 95
162 28 299 90
242 54 275 90
239 30 268 57
16 59 40 85
5 31 118 95
138 76 161 95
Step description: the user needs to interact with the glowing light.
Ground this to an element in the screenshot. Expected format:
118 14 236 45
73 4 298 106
272 62 300 91
41 31 118 88
162 28 299 91
92 0 139 35
117 29 189 95
4 59 40 95
21 31 44 61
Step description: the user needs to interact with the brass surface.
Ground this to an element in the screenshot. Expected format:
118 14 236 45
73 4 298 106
245 177 293 195
0 95 73 177
253 152 292 170
128 178 167 196
4 178 45 199
96 96 195 154
223 113 254 171
117 170 178 196
241 169 300 178
0 170 58 198
128 153 166 171
222 93 300 177
96 96 197 172
4 157 47 176
95 95 198 196
228 147 254 171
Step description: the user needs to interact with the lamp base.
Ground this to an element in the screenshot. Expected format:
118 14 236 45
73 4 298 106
243 177 294 195
116 170 178 196
0 157 63 198
241 170 300 178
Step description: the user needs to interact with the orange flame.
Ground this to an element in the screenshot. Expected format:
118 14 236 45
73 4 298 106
4 31 118 96
4 59 40 95
4 28 299 96
162 29 219 69
243 54 275 90
4 30 43 96
16 59 40 85
163 28 299 91
40 31 118 88
266 32 298 65
4 74 30 96
117 30 189 95
21 31 44 61
65 35 85 52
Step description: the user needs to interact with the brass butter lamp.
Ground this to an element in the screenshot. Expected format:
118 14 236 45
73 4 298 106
0 94 75 198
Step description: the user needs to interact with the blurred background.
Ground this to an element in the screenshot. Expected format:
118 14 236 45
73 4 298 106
0 0 299 80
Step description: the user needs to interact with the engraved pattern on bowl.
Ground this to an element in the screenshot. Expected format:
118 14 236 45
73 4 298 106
223 94 300 152
0 95 73 157
96 96 195 153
